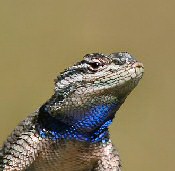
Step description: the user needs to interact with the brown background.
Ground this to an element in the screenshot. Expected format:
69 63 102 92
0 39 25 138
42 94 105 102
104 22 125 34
0 1 174 171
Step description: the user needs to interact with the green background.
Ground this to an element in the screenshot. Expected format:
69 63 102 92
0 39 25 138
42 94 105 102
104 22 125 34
0 1 174 171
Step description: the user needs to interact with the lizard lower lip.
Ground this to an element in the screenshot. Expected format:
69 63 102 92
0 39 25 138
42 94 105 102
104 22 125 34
132 62 144 68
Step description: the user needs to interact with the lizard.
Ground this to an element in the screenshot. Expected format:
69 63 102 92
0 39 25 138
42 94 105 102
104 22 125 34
0 52 144 171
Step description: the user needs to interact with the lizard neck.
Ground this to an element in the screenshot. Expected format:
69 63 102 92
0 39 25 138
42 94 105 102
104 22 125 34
37 102 121 143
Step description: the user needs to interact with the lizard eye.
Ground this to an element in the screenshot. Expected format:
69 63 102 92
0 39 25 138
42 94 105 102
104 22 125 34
88 62 103 71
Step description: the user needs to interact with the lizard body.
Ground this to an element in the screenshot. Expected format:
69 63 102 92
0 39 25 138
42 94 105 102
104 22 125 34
0 52 144 171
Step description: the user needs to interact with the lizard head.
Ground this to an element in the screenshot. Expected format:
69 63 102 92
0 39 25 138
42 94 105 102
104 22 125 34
39 52 144 141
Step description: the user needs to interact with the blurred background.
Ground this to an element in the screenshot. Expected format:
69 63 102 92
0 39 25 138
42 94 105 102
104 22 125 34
0 1 174 171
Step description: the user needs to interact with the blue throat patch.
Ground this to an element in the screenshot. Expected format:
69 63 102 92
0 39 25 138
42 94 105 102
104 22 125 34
37 102 120 143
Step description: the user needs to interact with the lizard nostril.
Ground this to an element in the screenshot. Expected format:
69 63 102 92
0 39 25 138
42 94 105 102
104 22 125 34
132 62 144 68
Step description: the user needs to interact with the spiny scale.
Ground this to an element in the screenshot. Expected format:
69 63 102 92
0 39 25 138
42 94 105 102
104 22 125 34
0 52 144 171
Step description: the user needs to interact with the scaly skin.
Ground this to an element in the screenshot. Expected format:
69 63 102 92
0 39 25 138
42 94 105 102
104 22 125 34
0 52 144 171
